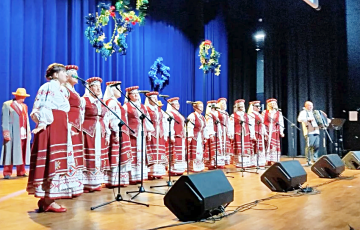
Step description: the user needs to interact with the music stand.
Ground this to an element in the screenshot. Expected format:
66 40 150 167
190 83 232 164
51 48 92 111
329 118 346 156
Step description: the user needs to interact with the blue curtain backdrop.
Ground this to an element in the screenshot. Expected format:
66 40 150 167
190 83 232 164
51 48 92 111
0 0 228 151
194 13 228 103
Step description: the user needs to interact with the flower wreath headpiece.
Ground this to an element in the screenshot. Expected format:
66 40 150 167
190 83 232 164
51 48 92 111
85 0 149 59
199 40 221 76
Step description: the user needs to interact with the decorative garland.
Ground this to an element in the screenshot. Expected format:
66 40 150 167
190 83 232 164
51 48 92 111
148 57 170 92
199 40 221 76
85 0 149 59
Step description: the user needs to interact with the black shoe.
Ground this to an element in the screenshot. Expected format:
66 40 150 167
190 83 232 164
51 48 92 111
4 175 10 179
18 174 28 177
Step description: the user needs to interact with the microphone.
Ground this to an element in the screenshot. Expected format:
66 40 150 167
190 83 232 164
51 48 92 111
186 101 194 104
138 90 150 94
275 108 282 111
159 95 170 98
72 75 86 83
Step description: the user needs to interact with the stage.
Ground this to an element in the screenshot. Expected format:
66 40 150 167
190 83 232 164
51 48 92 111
0 157 359 230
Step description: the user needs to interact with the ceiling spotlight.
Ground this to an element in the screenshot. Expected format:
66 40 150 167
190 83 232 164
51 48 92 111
256 48 260 51
254 32 265 41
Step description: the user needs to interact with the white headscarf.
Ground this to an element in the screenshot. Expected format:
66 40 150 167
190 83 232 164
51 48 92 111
166 100 178 113
103 84 117 102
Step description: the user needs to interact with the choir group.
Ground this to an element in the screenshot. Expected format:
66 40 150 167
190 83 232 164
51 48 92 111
1 63 285 212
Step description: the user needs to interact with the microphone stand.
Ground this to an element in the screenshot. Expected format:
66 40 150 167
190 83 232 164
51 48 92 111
117 90 164 199
74 80 148 209
143 95 180 189
205 113 226 170
214 108 234 178
227 112 258 177
247 112 262 172
282 114 301 161
265 109 285 163
169 102 194 175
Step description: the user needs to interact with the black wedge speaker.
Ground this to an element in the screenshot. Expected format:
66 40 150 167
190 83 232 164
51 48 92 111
311 154 345 178
164 170 234 221
342 151 360 170
260 160 307 192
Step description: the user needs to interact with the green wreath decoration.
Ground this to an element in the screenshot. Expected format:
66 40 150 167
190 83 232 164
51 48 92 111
85 0 149 59
199 40 221 76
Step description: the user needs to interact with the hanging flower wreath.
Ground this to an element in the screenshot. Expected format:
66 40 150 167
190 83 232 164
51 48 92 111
85 0 149 59
148 57 170 92
199 40 221 76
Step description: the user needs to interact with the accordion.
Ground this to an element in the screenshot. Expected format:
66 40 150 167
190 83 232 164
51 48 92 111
313 110 329 129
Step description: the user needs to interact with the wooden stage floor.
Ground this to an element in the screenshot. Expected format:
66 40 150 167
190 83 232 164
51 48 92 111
0 157 359 230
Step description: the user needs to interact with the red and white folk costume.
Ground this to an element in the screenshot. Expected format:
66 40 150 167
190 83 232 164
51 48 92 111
62 65 85 186
27 75 83 200
216 98 233 165
103 81 132 187
262 98 285 164
122 86 154 184
1 88 31 178
187 101 209 172
165 97 186 175
229 99 255 168
145 92 168 178
82 77 110 192
204 100 225 169
248 101 266 167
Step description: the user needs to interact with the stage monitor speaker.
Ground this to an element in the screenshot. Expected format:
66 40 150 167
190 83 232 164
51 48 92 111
260 160 307 192
311 154 345 178
164 170 234 222
342 151 360 170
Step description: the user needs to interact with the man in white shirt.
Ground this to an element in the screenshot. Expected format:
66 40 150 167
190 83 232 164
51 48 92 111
297 101 321 165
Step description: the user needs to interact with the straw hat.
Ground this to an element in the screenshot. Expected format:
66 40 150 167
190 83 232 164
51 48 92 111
12 88 30 97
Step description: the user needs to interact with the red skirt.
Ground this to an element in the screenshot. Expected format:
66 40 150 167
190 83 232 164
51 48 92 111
108 131 131 167
146 135 166 165
83 132 110 171
233 134 253 156
71 126 84 170
27 110 68 197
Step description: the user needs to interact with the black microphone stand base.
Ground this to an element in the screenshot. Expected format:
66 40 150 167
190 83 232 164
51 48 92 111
126 185 165 200
150 180 172 188
91 193 149 210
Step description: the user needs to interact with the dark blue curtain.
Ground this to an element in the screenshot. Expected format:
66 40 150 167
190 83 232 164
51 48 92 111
0 0 228 150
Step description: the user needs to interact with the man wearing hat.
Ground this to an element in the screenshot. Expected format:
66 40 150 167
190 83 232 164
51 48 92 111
1 88 31 179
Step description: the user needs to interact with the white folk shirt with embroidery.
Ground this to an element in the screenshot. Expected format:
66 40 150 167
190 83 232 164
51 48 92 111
31 79 70 127
106 97 123 133
297 109 319 135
